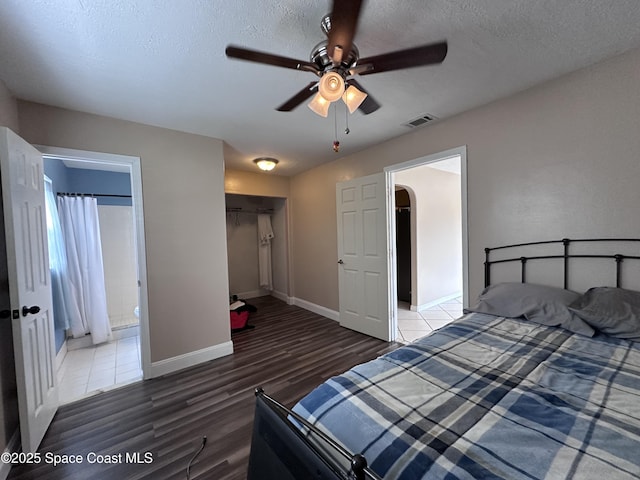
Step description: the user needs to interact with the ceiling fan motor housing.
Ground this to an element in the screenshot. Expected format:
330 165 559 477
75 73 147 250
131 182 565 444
310 40 359 78
321 14 332 36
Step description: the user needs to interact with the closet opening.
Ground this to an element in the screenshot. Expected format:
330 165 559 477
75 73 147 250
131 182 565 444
225 193 290 331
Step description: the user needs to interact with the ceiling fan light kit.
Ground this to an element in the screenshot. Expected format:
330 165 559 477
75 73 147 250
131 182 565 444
309 71 367 116
318 71 345 102
308 92 331 117
342 84 367 113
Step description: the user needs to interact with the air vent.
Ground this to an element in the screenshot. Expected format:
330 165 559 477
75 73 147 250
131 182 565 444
404 114 438 128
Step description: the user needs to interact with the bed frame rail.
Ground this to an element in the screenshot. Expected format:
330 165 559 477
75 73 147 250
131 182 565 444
484 238 640 289
247 388 380 480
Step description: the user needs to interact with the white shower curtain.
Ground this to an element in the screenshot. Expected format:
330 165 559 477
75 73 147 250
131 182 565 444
57 195 112 344
44 181 82 332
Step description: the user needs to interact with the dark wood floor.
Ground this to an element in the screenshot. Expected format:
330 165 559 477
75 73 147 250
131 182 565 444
8 296 400 480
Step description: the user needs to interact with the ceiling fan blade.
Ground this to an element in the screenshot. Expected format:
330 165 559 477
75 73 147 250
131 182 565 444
327 0 363 63
348 79 380 114
276 82 319 111
226 45 319 73
357 41 448 76
348 63 374 76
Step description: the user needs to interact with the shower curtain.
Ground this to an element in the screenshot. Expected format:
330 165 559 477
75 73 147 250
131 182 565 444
44 181 81 331
57 195 112 344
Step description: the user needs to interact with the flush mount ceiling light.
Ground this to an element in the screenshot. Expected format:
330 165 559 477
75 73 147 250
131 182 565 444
253 157 279 171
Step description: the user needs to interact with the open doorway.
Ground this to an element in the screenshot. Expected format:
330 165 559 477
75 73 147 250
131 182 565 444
385 146 468 342
395 187 412 304
225 193 291 333
38 146 150 404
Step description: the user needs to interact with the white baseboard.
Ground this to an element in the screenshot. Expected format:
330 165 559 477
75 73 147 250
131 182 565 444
271 290 293 305
148 341 234 378
292 297 339 322
66 325 140 351
414 292 462 312
0 430 19 480
234 289 271 299
112 325 140 340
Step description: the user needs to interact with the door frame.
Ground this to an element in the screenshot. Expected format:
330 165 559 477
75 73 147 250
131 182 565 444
383 146 469 340
35 145 151 379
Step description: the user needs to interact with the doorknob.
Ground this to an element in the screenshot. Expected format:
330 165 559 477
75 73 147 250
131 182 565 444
337 259 344 264
22 305 41 317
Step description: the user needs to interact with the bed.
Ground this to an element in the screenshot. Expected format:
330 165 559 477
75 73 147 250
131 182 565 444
247 238 640 479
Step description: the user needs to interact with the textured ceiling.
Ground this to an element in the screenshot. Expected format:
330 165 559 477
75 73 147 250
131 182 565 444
1 1 640 176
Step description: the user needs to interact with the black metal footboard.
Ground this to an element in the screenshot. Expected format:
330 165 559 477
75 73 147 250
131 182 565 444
247 388 380 480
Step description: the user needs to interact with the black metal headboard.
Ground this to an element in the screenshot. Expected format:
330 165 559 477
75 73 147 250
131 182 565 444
484 238 640 289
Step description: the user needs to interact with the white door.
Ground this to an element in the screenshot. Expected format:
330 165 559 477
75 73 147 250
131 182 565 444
336 172 391 341
0 127 58 453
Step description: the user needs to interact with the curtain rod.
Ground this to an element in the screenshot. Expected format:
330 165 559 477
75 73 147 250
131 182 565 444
57 192 132 198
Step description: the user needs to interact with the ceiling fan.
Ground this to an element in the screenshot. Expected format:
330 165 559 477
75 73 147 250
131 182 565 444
225 0 447 117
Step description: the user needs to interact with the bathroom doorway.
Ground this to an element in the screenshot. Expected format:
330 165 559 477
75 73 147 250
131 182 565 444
40 147 149 404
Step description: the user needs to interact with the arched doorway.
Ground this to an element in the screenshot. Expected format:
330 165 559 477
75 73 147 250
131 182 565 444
395 186 412 304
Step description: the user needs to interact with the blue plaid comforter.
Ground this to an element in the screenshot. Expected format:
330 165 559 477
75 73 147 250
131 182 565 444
292 313 640 479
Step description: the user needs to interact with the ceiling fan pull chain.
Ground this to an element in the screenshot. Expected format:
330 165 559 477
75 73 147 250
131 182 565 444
333 103 340 152
345 104 350 135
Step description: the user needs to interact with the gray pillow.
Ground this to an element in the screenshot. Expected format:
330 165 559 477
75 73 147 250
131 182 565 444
467 282 595 336
569 287 640 341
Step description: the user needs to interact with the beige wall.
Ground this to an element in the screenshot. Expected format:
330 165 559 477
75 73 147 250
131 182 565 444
290 46 640 309
395 165 462 308
225 168 290 198
226 195 265 297
0 79 18 132
17 102 230 363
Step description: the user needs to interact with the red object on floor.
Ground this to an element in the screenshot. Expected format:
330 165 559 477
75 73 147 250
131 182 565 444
230 310 250 330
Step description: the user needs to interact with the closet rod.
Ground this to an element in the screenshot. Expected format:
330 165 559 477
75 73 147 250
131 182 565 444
57 192 132 198
226 208 273 214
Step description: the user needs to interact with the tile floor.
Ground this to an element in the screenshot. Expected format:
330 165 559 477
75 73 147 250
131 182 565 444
57 335 142 404
397 297 464 344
